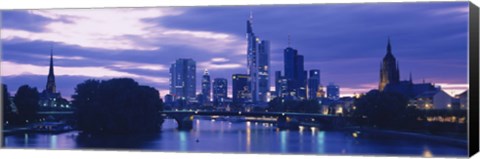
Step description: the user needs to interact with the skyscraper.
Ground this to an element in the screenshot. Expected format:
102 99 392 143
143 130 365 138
379 38 400 91
246 12 270 104
232 74 250 105
213 78 228 106
246 14 258 104
283 46 306 99
201 69 211 102
308 69 320 99
257 40 270 103
169 58 196 101
327 83 340 100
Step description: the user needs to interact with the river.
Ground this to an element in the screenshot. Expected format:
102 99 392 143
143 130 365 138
2 118 467 157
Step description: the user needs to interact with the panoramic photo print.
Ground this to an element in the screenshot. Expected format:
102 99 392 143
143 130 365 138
1 2 470 157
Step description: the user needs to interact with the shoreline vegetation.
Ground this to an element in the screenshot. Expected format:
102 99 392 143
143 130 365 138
2 78 468 149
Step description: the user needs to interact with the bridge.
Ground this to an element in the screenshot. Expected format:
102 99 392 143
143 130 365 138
36 110 348 130
160 110 347 130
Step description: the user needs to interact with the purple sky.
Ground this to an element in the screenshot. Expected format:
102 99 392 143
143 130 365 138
1 2 470 100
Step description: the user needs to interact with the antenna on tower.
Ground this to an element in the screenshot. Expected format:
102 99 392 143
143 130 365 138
288 35 291 47
249 8 253 20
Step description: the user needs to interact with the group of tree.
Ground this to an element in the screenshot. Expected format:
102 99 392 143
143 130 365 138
2 84 40 125
352 90 422 130
267 97 321 113
72 78 164 134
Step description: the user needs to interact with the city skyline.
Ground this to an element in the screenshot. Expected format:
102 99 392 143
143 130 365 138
1 2 469 99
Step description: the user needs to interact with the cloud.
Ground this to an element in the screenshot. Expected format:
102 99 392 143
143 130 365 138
110 61 167 71
211 57 230 62
2 10 54 32
2 9 247 55
1 61 168 84
198 61 242 70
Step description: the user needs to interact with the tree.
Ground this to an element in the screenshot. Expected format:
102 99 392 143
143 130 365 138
14 85 39 122
72 78 164 134
3 84 12 115
353 90 411 129
3 84 14 125
267 97 286 112
297 99 320 113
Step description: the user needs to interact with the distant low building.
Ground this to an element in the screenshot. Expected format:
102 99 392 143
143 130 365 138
326 83 339 100
457 90 468 110
410 89 453 110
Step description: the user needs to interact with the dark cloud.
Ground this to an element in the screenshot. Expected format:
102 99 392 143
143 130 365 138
2 10 73 32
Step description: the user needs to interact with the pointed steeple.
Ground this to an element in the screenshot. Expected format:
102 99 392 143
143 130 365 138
387 36 392 55
46 45 56 94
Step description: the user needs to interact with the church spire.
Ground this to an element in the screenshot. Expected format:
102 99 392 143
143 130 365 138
46 45 56 94
387 36 392 55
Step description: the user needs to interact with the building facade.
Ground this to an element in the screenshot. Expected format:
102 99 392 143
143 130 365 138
232 74 250 105
169 58 196 101
326 83 340 100
283 47 306 100
201 69 211 103
308 69 321 99
213 78 228 106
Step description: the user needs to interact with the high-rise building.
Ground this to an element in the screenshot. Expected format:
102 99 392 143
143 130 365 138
232 74 250 105
379 38 400 91
327 83 340 100
308 69 321 99
246 13 270 104
201 69 211 103
283 46 306 100
213 78 228 106
257 40 270 103
169 58 196 101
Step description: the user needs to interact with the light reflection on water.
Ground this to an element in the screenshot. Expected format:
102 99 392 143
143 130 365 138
2 119 467 157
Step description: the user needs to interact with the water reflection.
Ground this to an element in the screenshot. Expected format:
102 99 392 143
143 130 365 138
24 134 29 146
317 131 325 153
2 119 467 157
246 121 251 152
179 131 187 152
50 135 57 149
423 147 433 158
280 131 287 153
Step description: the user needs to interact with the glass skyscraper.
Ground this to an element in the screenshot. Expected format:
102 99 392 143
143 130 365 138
283 47 306 100
201 69 211 103
213 78 228 106
308 69 321 99
246 13 270 104
232 74 250 105
169 58 196 101
326 83 340 100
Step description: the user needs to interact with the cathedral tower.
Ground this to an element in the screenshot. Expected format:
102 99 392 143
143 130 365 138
379 38 400 91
